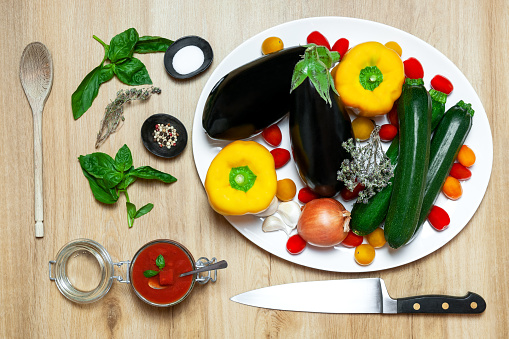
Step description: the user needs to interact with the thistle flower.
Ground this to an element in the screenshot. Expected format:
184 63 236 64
337 125 394 204
95 87 161 148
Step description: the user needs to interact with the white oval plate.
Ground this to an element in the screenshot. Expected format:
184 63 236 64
192 17 493 272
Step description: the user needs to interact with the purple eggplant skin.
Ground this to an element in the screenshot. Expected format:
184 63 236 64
202 46 307 140
290 79 354 197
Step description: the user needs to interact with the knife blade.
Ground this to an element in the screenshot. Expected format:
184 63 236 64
230 278 486 314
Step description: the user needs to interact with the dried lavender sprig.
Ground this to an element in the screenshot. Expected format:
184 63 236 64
337 126 395 204
95 87 161 148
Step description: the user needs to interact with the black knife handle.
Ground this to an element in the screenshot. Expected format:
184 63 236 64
397 292 486 314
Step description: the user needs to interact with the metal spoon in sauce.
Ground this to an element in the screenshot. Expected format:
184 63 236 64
180 260 228 277
147 260 228 289
20 42 53 238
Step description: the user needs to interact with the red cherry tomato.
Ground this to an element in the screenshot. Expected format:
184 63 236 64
403 57 424 79
262 124 282 147
332 38 349 59
427 205 450 231
286 234 307 254
307 31 331 50
449 163 472 181
379 124 398 142
298 187 320 203
387 101 399 128
270 148 290 169
341 231 363 248
340 183 364 201
431 75 454 95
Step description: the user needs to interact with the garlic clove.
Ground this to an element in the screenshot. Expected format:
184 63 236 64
255 196 279 217
277 201 301 228
148 278 168 290
262 215 290 235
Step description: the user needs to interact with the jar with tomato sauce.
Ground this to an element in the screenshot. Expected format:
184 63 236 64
49 239 224 307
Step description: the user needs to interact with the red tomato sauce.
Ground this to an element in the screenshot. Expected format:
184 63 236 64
131 242 194 305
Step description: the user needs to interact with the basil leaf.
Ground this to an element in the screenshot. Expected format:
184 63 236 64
114 144 133 172
127 166 177 183
134 36 173 53
155 254 165 270
143 270 160 278
126 202 137 218
134 203 154 219
114 58 152 85
117 174 137 190
78 153 117 180
80 167 119 204
126 201 136 228
108 28 139 63
103 171 123 188
71 64 114 120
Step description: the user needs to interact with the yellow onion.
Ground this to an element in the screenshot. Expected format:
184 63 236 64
297 198 351 247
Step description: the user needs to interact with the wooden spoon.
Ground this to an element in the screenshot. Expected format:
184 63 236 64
20 42 53 238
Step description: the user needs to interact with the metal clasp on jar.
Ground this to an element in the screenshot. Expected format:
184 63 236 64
195 257 219 284
112 261 131 283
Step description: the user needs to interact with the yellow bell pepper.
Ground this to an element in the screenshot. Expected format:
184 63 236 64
334 41 405 117
205 141 277 216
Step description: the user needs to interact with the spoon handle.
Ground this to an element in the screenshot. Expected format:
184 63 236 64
33 105 43 237
180 260 228 277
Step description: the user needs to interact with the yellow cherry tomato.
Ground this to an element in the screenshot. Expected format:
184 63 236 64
442 176 463 200
351 117 375 141
276 178 297 201
354 244 376 266
261 37 284 55
385 41 402 56
366 228 386 248
457 145 476 167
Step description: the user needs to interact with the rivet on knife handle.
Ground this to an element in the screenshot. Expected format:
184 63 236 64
396 292 486 314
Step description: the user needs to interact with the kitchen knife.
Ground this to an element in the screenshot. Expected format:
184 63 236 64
230 278 485 314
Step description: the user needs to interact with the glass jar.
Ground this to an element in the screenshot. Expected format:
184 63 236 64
49 239 222 306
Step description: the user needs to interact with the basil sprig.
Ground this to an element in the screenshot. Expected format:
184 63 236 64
143 254 166 278
79 144 177 228
72 28 173 120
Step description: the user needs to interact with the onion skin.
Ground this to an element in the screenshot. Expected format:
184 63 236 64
297 198 351 247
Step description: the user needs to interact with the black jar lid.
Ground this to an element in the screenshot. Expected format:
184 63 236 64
141 113 188 158
164 36 213 79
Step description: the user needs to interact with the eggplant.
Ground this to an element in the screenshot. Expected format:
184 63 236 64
202 46 306 140
290 79 354 197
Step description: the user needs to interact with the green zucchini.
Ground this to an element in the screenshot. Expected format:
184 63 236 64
384 78 431 249
350 89 447 236
415 101 474 231
350 137 398 236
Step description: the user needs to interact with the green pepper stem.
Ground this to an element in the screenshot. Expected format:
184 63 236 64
229 166 257 192
359 66 383 91
234 174 245 185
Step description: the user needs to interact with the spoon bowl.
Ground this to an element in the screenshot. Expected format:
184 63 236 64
20 42 53 238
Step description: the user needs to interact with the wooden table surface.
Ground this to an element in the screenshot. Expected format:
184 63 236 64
1 0 507 338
